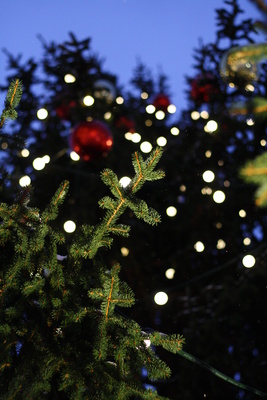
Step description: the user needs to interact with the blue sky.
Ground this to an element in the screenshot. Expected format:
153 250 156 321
0 0 262 112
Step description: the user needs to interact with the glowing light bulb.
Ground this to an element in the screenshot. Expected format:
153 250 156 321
261 139 266 147
202 170 215 183
154 291 168 305
131 133 141 143
245 84 255 92
165 268 175 279
242 254 255 268
166 206 177 217
205 120 218 133
170 127 180 135
21 149 30 157
63 220 76 233
144 338 151 348
191 111 200 120
70 151 80 161
146 105 156 114
119 176 131 187
121 247 129 256
239 209 246 218
167 104 176 113
42 155 50 164
217 239 226 249
156 136 167 146
140 141 152 153
64 74 76 83
194 241 205 252
141 92 149 99
83 95 94 106
116 96 124 104
155 110 165 120
200 110 209 119
124 132 133 141
19 175 31 187
246 118 254 126
213 190 225 203
205 150 212 158
32 157 46 171
243 237 251 245
37 108 48 120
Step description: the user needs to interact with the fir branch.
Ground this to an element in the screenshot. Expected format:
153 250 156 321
0 79 23 129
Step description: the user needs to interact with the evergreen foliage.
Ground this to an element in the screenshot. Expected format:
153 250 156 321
0 84 185 398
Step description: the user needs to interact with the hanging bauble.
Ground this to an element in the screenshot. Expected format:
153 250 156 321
93 79 116 103
70 120 113 161
220 44 262 86
153 94 171 112
190 73 220 103
115 116 136 132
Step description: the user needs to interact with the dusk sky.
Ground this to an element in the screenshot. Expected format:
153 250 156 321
0 1 263 113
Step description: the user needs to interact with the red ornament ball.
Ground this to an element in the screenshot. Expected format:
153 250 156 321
70 120 113 161
190 73 220 103
153 94 171 112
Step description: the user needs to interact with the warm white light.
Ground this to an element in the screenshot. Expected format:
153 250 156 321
116 96 124 104
245 84 255 92
19 175 31 187
180 185 186 192
32 157 46 171
154 291 168 305
246 118 254 126
42 155 50 164
239 209 246 218
229 82 235 88
155 110 165 120
205 120 218 133
200 110 209 119
217 239 226 249
194 241 205 252
140 141 152 153
165 268 175 279
131 133 141 143
70 151 80 161
63 220 76 233
201 187 212 195
124 132 132 141
167 104 176 113
119 176 131 187
157 136 167 146
37 108 48 120
145 119 152 127
261 140 266 147
213 190 225 203
64 74 76 83
121 247 129 256
166 206 177 217
21 149 30 157
202 170 215 183
83 95 94 106
205 150 212 158
146 105 156 114
191 111 200 120
141 92 149 99
243 237 251 246
104 112 112 120
170 127 180 136
242 254 256 268
144 338 151 348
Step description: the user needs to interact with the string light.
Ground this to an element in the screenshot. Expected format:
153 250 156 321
140 141 152 153
167 104 176 113
63 220 76 233
170 126 180 135
119 176 131 187
205 150 212 158
154 291 168 305
70 151 80 161
141 92 149 99
242 254 255 268
204 120 218 133
146 105 155 114
217 239 226 249
239 209 246 218
32 157 46 171
21 149 30 157
191 111 200 120
156 136 167 146
194 241 205 252
165 268 175 279
124 132 132 141
104 111 112 120
83 95 94 106
64 73 76 83
213 190 225 203
243 237 251 245
116 96 124 104
200 110 209 119
155 110 165 120
166 206 177 217
19 175 31 187
121 247 129 256
37 108 48 120
246 118 254 126
202 170 215 183
260 139 266 147
131 133 141 143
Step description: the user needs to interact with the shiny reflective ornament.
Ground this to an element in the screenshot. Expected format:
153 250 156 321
93 79 116 103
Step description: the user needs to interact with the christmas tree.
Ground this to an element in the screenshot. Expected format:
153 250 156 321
1 0 267 398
